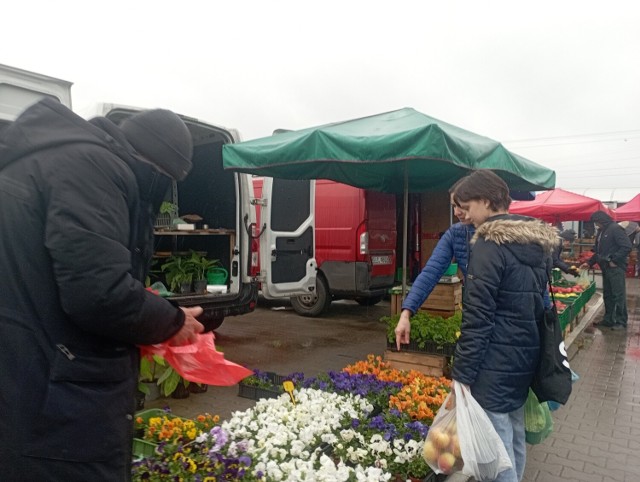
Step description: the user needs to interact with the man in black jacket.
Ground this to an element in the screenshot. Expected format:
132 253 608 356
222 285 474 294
581 210 632 330
553 229 580 276
0 98 204 481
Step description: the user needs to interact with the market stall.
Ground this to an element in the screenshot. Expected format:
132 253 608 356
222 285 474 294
614 192 640 221
509 188 614 223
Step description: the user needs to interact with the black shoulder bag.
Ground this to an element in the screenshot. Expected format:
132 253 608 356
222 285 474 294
530 274 573 405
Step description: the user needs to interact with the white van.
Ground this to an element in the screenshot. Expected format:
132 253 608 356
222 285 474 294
0 63 73 131
94 104 317 329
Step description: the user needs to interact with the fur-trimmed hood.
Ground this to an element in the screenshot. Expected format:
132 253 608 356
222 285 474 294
472 214 558 268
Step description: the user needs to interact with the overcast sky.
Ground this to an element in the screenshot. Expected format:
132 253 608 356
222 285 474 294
3 1 639 201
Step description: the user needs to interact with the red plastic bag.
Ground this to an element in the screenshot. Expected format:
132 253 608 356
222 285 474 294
139 332 252 386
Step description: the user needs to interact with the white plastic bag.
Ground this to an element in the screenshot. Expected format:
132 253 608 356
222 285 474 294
423 381 512 480
455 382 512 480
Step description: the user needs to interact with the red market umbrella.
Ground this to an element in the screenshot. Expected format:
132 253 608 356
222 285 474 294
613 193 640 221
509 188 613 223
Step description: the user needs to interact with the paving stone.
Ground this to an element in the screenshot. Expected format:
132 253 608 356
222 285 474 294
522 279 640 482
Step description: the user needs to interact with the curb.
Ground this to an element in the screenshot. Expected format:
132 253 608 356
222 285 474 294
565 293 603 352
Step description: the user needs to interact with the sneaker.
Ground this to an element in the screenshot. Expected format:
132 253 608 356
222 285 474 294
611 324 626 331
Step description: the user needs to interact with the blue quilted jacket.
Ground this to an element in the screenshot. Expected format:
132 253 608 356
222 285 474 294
402 223 474 314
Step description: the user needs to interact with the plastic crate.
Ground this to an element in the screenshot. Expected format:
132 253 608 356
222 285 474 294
237 372 288 400
583 281 596 299
558 304 572 331
132 409 191 458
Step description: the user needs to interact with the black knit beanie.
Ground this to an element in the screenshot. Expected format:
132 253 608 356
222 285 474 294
590 210 612 224
559 229 576 241
120 109 193 181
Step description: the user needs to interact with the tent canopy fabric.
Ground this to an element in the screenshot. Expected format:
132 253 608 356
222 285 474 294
614 193 640 221
509 188 614 223
223 107 556 193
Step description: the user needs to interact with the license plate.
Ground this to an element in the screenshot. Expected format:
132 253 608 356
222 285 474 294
371 255 392 265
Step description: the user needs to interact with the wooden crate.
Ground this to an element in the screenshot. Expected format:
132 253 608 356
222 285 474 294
421 282 462 311
384 349 446 377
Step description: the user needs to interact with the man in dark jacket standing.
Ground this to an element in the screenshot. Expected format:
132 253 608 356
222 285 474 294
0 98 204 481
581 210 632 330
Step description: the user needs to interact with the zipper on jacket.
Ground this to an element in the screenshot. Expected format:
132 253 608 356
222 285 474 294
56 344 76 360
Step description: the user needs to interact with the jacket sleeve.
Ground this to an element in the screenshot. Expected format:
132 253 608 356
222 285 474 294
45 149 183 345
401 227 455 314
552 239 571 273
451 239 504 386
611 227 632 266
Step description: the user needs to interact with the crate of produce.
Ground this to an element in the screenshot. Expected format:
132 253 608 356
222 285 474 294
558 305 572 331
583 281 596 299
133 409 192 458
237 372 288 400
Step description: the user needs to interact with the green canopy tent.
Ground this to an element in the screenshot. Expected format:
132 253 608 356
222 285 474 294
223 107 556 297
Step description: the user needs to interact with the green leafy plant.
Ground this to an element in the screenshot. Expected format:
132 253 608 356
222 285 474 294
155 357 190 397
382 310 462 347
185 250 220 281
161 255 193 292
159 201 178 216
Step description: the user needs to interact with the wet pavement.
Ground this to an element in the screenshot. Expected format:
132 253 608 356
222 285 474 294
145 278 640 481
523 277 640 482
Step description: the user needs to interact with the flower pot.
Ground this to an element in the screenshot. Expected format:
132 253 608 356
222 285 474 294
193 279 208 294
171 382 191 399
141 381 161 401
179 281 192 294
189 383 209 394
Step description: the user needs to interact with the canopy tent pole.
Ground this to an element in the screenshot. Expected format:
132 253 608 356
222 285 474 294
402 167 409 300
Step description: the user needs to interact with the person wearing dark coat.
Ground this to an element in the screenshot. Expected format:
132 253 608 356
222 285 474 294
395 189 475 348
0 98 205 481
581 210 632 330
450 170 557 482
553 229 580 276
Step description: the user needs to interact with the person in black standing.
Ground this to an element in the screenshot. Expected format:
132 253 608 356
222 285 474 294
0 98 204 481
581 211 632 330
553 229 580 276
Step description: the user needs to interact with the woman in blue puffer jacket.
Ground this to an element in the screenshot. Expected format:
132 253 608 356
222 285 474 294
395 192 474 349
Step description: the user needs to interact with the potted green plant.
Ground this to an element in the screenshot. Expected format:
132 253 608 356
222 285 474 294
155 357 190 399
138 354 163 402
382 311 462 356
185 251 221 294
161 255 193 294
155 201 179 229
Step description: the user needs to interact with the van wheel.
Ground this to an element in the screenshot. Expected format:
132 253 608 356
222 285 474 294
291 276 331 317
355 295 384 306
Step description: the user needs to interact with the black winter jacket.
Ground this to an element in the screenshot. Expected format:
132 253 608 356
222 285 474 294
0 99 184 480
588 221 632 268
451 214 557 413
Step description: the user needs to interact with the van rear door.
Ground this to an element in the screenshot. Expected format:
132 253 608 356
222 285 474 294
259 177 317 298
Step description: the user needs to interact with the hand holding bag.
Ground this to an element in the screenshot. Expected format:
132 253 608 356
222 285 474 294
423 381 512 480
139 332 253 386
530 275 573 405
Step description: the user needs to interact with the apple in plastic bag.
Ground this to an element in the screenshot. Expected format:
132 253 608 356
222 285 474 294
438 452 457 473
422 440 438 465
